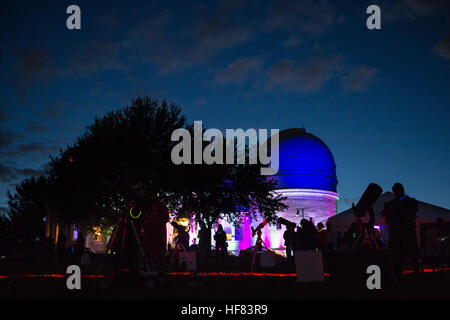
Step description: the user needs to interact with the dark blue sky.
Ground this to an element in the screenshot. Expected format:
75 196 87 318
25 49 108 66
1 0 449 215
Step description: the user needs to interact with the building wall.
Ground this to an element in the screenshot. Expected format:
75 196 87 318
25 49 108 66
203 188 339 255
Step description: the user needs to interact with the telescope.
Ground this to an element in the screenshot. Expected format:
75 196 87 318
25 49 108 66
251 217 272 238
171 220 188 233
352 183 383 218
277 217 297 229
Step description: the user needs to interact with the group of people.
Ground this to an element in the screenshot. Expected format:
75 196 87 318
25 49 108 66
283 219 328 266
129 183 421 279
282 183 420 280
169 222 228 270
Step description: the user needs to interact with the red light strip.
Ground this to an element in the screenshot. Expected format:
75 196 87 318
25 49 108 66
166 272 326 277
0 274 104 279
1 268 449 280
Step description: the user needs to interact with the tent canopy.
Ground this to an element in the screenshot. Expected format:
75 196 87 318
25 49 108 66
327 192 450 229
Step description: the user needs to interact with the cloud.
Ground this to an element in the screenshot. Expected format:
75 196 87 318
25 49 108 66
282 36 302 48
15 167 45 177
433 33 450 59
0 163 13 182
8 1 338 82
266 56 342 93
193 18 253 52
66 40 137 76
12 39 137 93
267 0 336 35
213 56 263 85
0 131 20 149
402 0 450 17
17 47 51 77
40 100 67 119
26 120 47 133
341 66 378 91
15 47 55 92
381 0 450 22
0 142 59 159
144 3 255 74
265 57 379 94
0 162 44 183
0 128 57 161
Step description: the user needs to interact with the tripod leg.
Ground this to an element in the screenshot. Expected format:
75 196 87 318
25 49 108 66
95 216 123 281
178 244 194 271
168 243 178 272
365 227 379 251
250 245 257 272
250 239 260 272
130 220 152 273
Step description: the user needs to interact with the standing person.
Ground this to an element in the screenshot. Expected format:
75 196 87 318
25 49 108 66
189 238 198 251
325 222 335 252
57 232 67 263
316 222 328 272
316 223 327 252
283 224 296 268
198 221 210 270
383 183 419 280
141 192 170 272
74 232 85 260
214 224 227 265
345 219 363 250
298 219 317 250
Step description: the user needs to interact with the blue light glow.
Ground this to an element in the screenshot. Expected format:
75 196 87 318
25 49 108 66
270 129 338 192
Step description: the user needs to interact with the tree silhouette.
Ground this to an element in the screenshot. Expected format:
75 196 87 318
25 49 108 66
6 176 49 245
8 96 287 252
46 97 188 231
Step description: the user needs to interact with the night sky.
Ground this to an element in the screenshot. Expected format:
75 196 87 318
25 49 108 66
1 0 449 216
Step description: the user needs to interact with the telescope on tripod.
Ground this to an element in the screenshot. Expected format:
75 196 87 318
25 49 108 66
277 217 297 229
94 172 168 289
350 183 383 251
168 220 194 272
251 217 272 238
249 217 282 272
171 220 187 233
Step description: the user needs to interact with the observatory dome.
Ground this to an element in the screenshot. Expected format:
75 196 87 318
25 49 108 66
271 128 338 192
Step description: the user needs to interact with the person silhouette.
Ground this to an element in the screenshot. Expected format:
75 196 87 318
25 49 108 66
283 224 296 267
214 224 227 265
383 183 419 280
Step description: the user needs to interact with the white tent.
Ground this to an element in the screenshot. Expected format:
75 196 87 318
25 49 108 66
328 192 450 228
326 192 450 250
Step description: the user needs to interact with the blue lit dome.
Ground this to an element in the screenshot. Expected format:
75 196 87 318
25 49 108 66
270 128 338 192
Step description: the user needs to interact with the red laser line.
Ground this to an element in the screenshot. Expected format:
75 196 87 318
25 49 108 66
0 274 105 279
1 268 449 280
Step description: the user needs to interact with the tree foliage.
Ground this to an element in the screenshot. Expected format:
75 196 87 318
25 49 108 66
46 97 188 229
7 96 287 245
6 176 49 243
